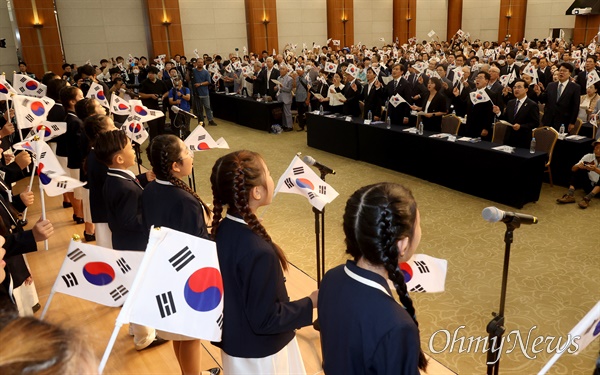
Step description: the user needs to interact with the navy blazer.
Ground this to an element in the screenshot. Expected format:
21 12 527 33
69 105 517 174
342 79 363 117
539 80 580 129
362 81 386 119
419 92 447 132
212 216 313 357
104 169 149 251
463 87 504 139
500 97 540 149
385 77 412 125
319 261 420 375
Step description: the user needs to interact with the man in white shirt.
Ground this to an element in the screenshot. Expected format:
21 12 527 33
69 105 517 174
557 140 600 208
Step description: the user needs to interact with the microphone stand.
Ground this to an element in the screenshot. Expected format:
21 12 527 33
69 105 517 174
486 216 521 375
133 143 142 175
313 167 327 287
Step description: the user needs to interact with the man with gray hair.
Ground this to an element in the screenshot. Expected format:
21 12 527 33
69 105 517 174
294 65 310 131
275 64 294 131
487 66 503 94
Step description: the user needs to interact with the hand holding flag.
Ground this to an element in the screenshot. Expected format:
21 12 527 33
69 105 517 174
470 89 491 105
389 94 407 107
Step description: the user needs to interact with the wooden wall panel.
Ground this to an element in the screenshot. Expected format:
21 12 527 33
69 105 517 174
145 0 184 59
498 0 527 44
573 15 600 45
447 0 463 41
326 0 353 49
245 0 279 55
392 0 416 44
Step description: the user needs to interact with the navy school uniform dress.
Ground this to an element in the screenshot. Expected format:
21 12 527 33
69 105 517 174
103 169 149 251
212 215 313 358
318 260 420 375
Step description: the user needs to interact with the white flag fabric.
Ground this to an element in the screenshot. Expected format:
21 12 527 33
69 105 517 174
53 240 145 307
569 301 600 355
232 61 242 71
324 62 338 73
110 94 131 115
456 29 465 38
345 64 358 78
332 40 340 46
522 64 539 84
213 71 222 83
12 95 55 129
452 68 464 86
427 30 436 38
122 117 149 145
14 138 65 177
40 174 86 197
389 93 407 107
274 156 339 211
225 64 233 73
0 74 17 101
127 100 164 122
184 125 220 151
86 82 110 108
117 227 224 342
470 89 491 105
499 74 511 87
208 62 219 74
24 122 67 142
399 254 448 293
13 73 47 97
587 70 600 89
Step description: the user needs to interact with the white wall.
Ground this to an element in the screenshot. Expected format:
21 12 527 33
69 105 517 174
415 0 447 41
54 0 150 66
0 1 19 77
525 0 575 41
179 0 247 59
277 0 327 53
462 0 501 42
354 0 393 48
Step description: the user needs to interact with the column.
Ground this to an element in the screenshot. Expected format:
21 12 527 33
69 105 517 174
573 15 600 45
145 0 184 59
326 0 353 48
447 0 463 41
12 0 63 78
498 0 527 44
392 0 416 44
245 0 279 55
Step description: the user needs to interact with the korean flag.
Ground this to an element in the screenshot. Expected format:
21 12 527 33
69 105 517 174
13 73 47 98
118 227 224 342
53 240 145 307
184 125 228 152
25 122 67 142
122 117 149 145
12 94 55 129
399 254 447 293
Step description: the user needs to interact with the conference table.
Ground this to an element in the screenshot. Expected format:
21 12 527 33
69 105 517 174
307 113 548 208
551 136 596 187
210 92 283 132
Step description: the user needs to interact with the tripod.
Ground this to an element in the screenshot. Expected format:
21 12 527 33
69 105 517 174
486 217 521 375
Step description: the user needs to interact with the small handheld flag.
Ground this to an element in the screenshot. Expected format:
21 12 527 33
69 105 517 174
13 73 47 97
399 254 447 293
184 125 228 151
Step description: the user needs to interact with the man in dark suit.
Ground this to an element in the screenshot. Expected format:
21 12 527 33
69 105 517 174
362 67 385 120
255 57 280 98
461 71 504 140
385 64 413 125
576 56 598 95
537 56 553 88
244 61 265 96
493 79 539 148
342 70 363 117
487 66 504 94
534 62 580 132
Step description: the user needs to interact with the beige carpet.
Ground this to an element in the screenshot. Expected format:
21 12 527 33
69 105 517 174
183 118 599 375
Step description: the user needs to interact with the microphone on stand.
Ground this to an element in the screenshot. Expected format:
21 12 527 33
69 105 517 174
171 105 198 119
302 155 336 175
482 206 538 225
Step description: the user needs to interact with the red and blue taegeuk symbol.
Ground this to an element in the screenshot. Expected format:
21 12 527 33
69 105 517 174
36 124 51 137
134 105 147 116
0 84 8 94
475 93 483 101
96 90 106 101
118 103 129 111
25 80 38 91
399 262 413 282
295 178 314 190
37 162 52 185
128 122 142 134
594 321 600 337
198 142 210 150
183 267 223 312
30 101 45 116
82 262 115 286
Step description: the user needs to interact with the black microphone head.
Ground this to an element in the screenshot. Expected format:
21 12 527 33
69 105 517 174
482 206 503 223
303 155 316 166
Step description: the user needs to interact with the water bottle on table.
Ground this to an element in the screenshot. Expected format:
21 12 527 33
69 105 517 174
418 121 424 135
367 110 372 121
530 137 536 154
559 124 565 136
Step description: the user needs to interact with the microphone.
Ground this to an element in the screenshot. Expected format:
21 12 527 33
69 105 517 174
171 105 198 119
482 206 538 225
303 155 336 175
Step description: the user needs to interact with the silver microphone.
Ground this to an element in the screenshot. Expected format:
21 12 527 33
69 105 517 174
171 105 198 119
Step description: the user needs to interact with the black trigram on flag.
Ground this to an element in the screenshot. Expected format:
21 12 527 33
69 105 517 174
61 272 78 288
169 246 195 272
135 134 143 140
93 85 101 92
25 114 34 123
36 88 44 95
57 181 67 189
410 284 426 293
40 152 46 159
18 87 25 93
307 192 316 199
67 248 86 262
156 291 177 318
20 76 28 83
217 314 224 330
319 185 326 195
51 124 60 131
133 115 142 121
415 260 430 273
116 257 131 274
189 145 196 151
293 166 304 175
197 135 206 141
284 177 295 189
109 285 129 301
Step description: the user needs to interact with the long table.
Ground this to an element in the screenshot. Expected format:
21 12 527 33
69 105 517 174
307 113 548 208
551 137 595 187
209 92 283 131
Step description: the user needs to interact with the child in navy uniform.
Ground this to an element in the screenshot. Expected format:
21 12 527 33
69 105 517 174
143 134 219 375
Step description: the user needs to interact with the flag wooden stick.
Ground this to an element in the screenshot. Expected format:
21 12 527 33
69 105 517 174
39 290 56 320
98 322 123 374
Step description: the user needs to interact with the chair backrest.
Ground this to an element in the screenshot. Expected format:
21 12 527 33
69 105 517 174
569 118 583 135
491 121 509 144
532 126 559 166
359 100 365 119
441 114 461 135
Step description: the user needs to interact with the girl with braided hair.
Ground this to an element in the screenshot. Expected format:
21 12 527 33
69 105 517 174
142 134 219 375
210 150 317 374
318 182 428 374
